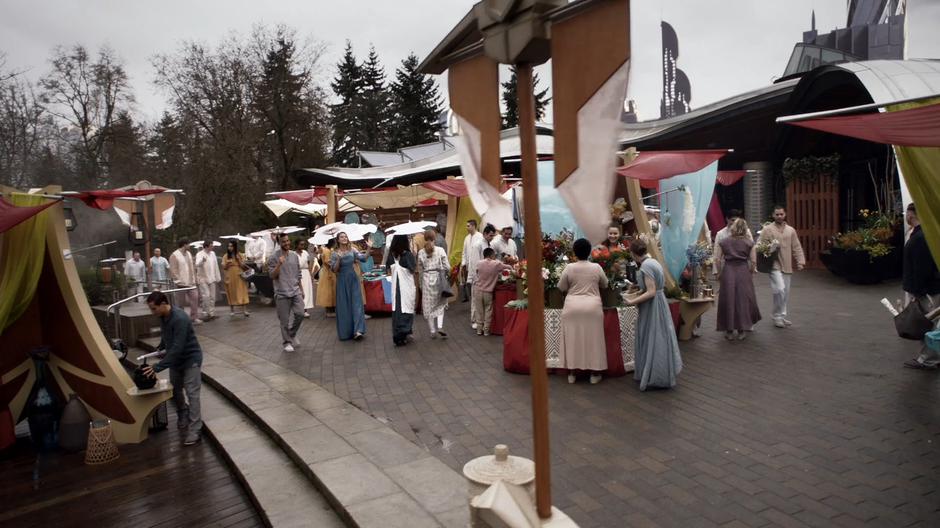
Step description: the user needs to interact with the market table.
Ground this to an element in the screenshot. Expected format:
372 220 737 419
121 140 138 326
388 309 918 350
678 297 714 341
489 283 519 335
503 307 636 376
363 278 392 313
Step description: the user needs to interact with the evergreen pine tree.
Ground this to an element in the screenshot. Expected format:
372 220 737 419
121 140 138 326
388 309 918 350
501 66 550 129
388 53 443 150
358 45 391 153
330 41 362 166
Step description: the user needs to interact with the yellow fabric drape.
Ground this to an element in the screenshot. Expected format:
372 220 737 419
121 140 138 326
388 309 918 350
0 194 50 333
449 197 482 268
890 98 940 270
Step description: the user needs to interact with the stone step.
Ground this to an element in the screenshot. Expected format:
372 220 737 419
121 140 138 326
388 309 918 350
201 384 346 528
138 336 162 353
198 335 469 528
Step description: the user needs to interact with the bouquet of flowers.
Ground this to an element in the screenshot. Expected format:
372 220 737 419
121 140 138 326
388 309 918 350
498 268 515 284
450 263 461 285
754 234 780 273
755 237 780 258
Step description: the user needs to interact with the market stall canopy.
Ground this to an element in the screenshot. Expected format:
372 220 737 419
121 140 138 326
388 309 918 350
342 187 448 210
777 100 940 147
618 150 729 181
292 127 554 189
0 196 60 234
262 198 328 218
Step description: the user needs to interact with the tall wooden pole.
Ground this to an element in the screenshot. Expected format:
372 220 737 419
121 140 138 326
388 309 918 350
517 64 552 519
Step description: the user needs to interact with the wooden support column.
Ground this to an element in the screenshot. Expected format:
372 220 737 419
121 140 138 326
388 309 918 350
445 176 459 253
326 185 337 224
625 175 677 290
517 64 552 519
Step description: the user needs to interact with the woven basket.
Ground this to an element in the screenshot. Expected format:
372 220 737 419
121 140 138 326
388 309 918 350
84 420 120 465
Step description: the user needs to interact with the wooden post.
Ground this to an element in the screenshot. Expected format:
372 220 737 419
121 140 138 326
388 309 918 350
326 185 337 224
445 176 459 254
625 176 677 290
517 64 552 519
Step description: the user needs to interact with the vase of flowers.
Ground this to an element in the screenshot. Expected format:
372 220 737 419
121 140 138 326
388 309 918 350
685 242 712 298
591 246 632 308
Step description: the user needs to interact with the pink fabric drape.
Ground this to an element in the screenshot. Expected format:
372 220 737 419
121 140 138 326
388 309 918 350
787 102 940 147
706 192 726 238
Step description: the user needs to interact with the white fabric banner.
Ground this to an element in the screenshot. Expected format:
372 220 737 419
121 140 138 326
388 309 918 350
557 60 631 243
451 116 514 230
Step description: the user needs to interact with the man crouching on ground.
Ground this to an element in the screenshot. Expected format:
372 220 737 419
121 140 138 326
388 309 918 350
143 290 204 446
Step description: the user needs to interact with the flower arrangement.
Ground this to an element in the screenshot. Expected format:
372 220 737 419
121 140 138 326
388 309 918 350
831 208 899 261
590 245 633 291
497 268 514 284
450 263 461 285
685 241 711 267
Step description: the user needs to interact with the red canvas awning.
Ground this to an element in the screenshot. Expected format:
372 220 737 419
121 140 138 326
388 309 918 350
717 170 746 186
618 150 728 181
272 188 332 205
420 180 469 197
785 102 940 147
0 197 59 234
70 189 165 210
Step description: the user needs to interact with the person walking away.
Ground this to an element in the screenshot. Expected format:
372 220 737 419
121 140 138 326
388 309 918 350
149 248 170 290
625 238 682 391
418 228 451 339
713 209 752 278
142 291 204 446
331 232 367 340
461 219 485 308
268 233 305 352
222 241 250 317
195 241 221 321
125 251 147 302
758 206 805 328
491 226 518 261
473 248 513 336
716 218 762 340
317 239 338 318
559 239 609 384
169 239 202 324
386 235 417 346
296 240 315 318
901 202 940 370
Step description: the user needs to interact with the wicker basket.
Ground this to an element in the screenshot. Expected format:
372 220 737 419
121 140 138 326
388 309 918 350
84 420 120 465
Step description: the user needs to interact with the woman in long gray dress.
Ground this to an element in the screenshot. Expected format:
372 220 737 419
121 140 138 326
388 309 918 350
716 218 761 340
625 238 682 391
559 238 609 384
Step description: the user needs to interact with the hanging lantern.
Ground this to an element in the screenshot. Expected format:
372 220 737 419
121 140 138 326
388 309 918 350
63 204 77 231
129 212 146 245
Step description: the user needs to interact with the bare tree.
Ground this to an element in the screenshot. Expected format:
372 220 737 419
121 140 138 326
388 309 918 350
0 53 51 189
40 45 133 187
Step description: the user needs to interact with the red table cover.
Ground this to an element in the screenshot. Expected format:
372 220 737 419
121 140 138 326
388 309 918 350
489 284 518 336
363 280 392 313
503 308 627 377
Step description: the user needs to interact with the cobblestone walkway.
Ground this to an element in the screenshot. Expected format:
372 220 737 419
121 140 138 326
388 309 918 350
196 271 940 527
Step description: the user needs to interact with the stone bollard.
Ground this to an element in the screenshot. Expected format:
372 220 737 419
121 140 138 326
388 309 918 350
463 445 536 527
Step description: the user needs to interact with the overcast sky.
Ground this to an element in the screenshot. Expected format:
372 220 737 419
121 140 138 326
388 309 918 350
0 0 849 125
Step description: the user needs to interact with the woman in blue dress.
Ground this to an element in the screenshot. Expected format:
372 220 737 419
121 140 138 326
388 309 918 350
330 232 367 340
624 238 682 390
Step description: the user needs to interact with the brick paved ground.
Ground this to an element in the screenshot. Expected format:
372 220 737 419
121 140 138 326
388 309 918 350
196 271 940 527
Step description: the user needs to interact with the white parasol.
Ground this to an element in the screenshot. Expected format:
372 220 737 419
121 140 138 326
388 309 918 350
249 226 305 237
385 220 437 236
310 223 377 244
190 240 222 248
219 233 253 242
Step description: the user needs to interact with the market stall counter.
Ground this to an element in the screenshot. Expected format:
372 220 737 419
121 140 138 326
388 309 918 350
488 283 519 335
503 306 636 376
